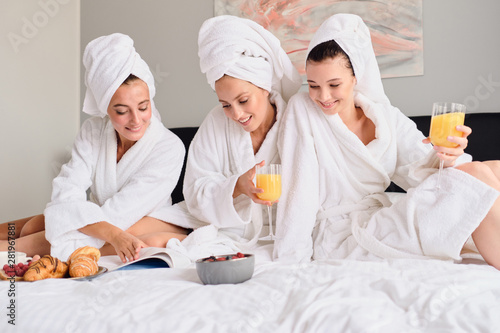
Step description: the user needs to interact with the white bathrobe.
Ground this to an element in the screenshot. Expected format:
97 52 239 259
274 92 499 263
183 92 286 248
45 116 185 260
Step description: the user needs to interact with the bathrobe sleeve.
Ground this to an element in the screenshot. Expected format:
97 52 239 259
45 118 108 245
273 94 320 263
183 108 252 228
389 107 441 191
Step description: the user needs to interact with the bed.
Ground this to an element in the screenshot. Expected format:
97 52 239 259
2 113 500 333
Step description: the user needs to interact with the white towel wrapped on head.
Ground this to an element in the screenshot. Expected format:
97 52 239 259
307 13 390 105
198 15 301 102
82 32 161 120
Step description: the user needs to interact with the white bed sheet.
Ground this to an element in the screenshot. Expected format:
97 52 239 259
2 245 500 333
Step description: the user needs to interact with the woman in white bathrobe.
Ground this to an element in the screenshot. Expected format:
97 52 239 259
0 34 187 262
183 16 301 248
274 14 500 270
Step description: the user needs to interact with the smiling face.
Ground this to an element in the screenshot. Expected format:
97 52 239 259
306 56 357 116
107 78 152 146
214 75 272 133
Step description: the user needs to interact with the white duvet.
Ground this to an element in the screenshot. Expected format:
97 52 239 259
2 248 499 333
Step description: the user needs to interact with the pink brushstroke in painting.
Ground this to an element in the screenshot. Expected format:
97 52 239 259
214 0 423 79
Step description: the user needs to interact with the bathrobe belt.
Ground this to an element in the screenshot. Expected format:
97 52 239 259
316 193 393 221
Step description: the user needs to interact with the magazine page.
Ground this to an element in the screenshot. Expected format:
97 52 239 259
98 247 191 271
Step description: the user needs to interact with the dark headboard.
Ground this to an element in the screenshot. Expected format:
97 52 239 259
168 127 198 204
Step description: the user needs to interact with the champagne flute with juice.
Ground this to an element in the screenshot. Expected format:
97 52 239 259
429 102 466 189
256 164 281 240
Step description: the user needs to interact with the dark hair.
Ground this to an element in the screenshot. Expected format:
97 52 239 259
307 40 355 77
122 74 140 85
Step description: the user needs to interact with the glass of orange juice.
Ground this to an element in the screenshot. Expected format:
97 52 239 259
430 102 466 189
256 164 282 240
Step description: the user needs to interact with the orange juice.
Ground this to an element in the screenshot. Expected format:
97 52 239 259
256 174 282 202
429 112 465 148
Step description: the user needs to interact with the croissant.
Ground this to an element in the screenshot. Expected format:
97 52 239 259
68 246 101 263
69 254 99 277
68 246 101 278
23 255 69 281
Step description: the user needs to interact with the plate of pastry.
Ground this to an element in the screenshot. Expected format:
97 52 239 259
0 246 106 282
0 265 108 282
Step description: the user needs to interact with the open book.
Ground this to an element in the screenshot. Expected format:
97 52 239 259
98 247 192 271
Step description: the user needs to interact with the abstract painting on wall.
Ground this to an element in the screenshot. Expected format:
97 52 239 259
214 0 423 80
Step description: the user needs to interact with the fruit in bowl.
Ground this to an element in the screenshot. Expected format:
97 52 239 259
195 252 254 285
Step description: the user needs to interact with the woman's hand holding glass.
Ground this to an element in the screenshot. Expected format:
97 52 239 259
426 102 468 189
422 124 471 167
233 160 273 205
232 161 281 239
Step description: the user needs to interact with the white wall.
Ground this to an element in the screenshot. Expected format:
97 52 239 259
81 0 500 126
384 0 500 115
0 0 80 221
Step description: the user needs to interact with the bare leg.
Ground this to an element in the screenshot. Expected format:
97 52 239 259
19 215 45 237
456 162 500 269
138 232 187 248
0 231 51 258
0 216 36 240
126 216 188 236
483 160 500 176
